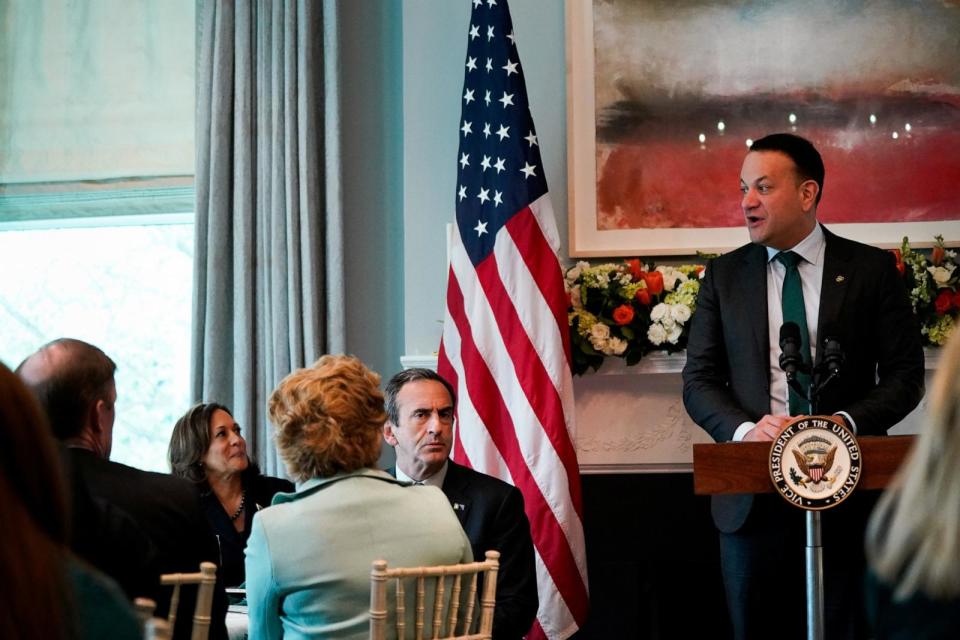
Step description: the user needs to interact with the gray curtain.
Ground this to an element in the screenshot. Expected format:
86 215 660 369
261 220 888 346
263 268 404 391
193 0 344 476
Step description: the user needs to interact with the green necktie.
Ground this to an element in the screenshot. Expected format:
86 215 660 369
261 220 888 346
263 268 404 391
776 251 812 415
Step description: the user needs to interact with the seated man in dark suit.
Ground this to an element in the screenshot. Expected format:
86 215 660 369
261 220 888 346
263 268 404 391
17 338 228 640
383 368 538 640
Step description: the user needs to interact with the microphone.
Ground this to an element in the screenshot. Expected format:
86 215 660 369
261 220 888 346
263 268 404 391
779 322 804 380
821 327 844 376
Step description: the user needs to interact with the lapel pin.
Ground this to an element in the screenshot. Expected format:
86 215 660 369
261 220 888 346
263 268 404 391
453 502 466 511
835 275 845 283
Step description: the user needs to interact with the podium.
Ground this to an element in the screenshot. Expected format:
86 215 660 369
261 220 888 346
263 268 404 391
693 435 914 496
693 435 915 640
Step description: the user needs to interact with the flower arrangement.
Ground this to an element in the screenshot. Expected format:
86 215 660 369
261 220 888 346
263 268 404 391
893 235 959 347
564 235 958 376
565 259 704 375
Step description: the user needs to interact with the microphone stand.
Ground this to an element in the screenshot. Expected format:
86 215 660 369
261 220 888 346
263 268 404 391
785 356 840 640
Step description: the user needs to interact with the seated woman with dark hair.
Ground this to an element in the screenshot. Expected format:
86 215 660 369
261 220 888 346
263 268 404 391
168 402 293 587
0 361 140 640
246 354 474 640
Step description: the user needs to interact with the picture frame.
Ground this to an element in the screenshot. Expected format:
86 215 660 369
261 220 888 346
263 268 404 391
566 0 960 257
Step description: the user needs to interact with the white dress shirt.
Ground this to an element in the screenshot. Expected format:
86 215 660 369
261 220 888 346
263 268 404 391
395 460 449 488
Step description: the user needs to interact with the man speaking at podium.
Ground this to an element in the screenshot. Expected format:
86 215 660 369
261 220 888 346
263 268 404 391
682 133 925 639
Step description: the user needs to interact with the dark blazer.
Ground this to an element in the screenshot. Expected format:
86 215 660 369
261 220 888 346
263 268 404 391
61 444 161 601
682 227 925 532
67 448 228 640
198 470 293 587
389 462 539 640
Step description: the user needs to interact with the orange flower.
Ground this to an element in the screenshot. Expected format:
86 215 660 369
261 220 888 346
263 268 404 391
932 245 946 266
635 288 651 306
643 271 664 296
612 304 635 325
890 249 905 275
626 258 644 281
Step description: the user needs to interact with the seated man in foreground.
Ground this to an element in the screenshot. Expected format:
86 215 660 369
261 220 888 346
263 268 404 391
383 368 539 640
17 338 228 640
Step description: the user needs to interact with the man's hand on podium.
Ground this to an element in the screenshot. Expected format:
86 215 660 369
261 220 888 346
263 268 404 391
743 414 798 442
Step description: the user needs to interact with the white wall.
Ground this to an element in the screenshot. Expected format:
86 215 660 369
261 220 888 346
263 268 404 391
401 0 568 358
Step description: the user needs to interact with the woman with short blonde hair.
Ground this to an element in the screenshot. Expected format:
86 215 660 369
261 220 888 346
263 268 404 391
246 355 473 640
865 328 960 637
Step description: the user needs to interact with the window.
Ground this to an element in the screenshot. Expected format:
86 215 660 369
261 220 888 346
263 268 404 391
0 1 196 471
0 220 193 471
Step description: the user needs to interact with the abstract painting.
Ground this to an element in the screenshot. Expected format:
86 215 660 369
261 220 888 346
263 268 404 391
567 0 960 255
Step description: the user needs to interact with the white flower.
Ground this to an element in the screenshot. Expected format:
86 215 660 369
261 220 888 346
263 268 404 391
647 323 667 345
650 303 669 322
570 285 582 309
608 336 628 355
928 265 956 288
565 266 582 284
656 265 688 291
667 325 683 344
589 322 610 341
670 303 692 324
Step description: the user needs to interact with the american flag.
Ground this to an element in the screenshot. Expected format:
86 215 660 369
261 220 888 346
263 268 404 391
436 1 589 638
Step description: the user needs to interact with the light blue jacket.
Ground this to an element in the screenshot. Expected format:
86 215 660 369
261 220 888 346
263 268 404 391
245 468 474 640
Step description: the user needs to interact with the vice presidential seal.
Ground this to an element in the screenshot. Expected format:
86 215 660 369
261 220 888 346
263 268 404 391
768 415 861 510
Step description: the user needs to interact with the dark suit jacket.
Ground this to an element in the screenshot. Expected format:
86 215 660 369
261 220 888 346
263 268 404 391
198 471 293 587
682 227 925 532
389 462 539 640
61 445 160 601
68 448 228 640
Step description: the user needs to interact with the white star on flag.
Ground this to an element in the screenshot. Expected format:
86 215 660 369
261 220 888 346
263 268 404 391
480 155 492 171
459 153 470 169
525 131 538 147
469 24 480 40
486 0 497 7
493 157 506 173
502 59 518 76
464 89 475 104
495 124 509 141
476 187 490 204
493 190 503 207
486 25 495 41
520 161 536 178
485 57 493 72
483 123 491 138
473 220 488 236
484 90 492 106
458 185 467 201
466 56 477 72
498 91 514 108
461 121 472 136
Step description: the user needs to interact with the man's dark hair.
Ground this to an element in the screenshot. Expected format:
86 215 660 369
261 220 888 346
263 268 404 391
15 338 116 440
749 133 825 204
384 368 457 425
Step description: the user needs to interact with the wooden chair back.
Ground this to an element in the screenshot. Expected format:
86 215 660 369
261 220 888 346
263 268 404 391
159 561 218 640
134 597 172 640
369 550 500 640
